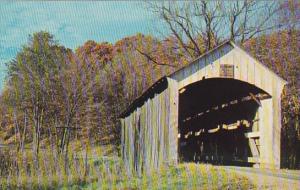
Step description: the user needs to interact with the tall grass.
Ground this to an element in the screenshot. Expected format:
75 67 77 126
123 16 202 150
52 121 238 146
0 145 255 190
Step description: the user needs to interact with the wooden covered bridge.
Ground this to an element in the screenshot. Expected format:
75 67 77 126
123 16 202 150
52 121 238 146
120 41 287 174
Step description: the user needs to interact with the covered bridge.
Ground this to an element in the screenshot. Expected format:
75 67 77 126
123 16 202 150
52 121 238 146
120 41 287 174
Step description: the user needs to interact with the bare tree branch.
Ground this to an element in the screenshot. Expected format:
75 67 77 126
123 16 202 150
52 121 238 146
135 48 177 68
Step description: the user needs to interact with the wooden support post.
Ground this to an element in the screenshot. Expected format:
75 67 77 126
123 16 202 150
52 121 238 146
249 138 259 157
249 93 262 107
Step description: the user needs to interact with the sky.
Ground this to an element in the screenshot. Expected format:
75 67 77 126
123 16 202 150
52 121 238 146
0 1 162 91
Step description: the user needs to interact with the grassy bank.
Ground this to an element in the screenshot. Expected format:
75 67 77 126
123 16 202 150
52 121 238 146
76 163 255 190
1 161 254 189
0 145 255 189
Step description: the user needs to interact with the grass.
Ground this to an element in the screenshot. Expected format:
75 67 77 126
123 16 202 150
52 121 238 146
0 145 255 190
71 163 255 190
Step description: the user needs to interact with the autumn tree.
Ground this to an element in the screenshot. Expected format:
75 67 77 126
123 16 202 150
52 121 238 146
244 0 300 169
5 31 72 158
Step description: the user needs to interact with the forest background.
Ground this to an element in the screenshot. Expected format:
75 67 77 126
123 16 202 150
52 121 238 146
0 0 299 170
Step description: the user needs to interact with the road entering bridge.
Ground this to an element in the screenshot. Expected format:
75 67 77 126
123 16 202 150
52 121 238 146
222 166 300 189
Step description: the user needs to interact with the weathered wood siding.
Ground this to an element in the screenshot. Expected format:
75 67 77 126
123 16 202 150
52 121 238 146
121 78 178 174
121 41 286 171
170 43 286 95
169 42 286 169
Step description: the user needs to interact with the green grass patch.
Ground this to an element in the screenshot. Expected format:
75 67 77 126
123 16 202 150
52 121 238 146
0 146 255 190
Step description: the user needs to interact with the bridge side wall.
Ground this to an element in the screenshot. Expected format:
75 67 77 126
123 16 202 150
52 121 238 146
121 78 178 174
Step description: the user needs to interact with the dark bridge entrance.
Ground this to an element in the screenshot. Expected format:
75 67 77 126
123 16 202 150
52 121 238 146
178 78 271 166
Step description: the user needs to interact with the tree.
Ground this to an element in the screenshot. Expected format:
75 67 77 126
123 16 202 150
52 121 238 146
5 31 71 158
146 0 282 59
243 0 300 169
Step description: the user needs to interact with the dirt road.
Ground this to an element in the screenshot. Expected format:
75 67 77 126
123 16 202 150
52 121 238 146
223 166 300 189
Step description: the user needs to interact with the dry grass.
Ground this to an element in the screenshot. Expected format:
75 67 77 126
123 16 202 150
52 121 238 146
0 146 255 190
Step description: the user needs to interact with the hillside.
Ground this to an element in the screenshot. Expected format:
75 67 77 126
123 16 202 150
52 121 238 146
0 30 299 169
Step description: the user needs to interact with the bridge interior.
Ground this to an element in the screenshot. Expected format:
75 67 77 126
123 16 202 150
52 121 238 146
178 78 271 166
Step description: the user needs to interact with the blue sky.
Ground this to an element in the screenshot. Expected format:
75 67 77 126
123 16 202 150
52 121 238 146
0 1 162 90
